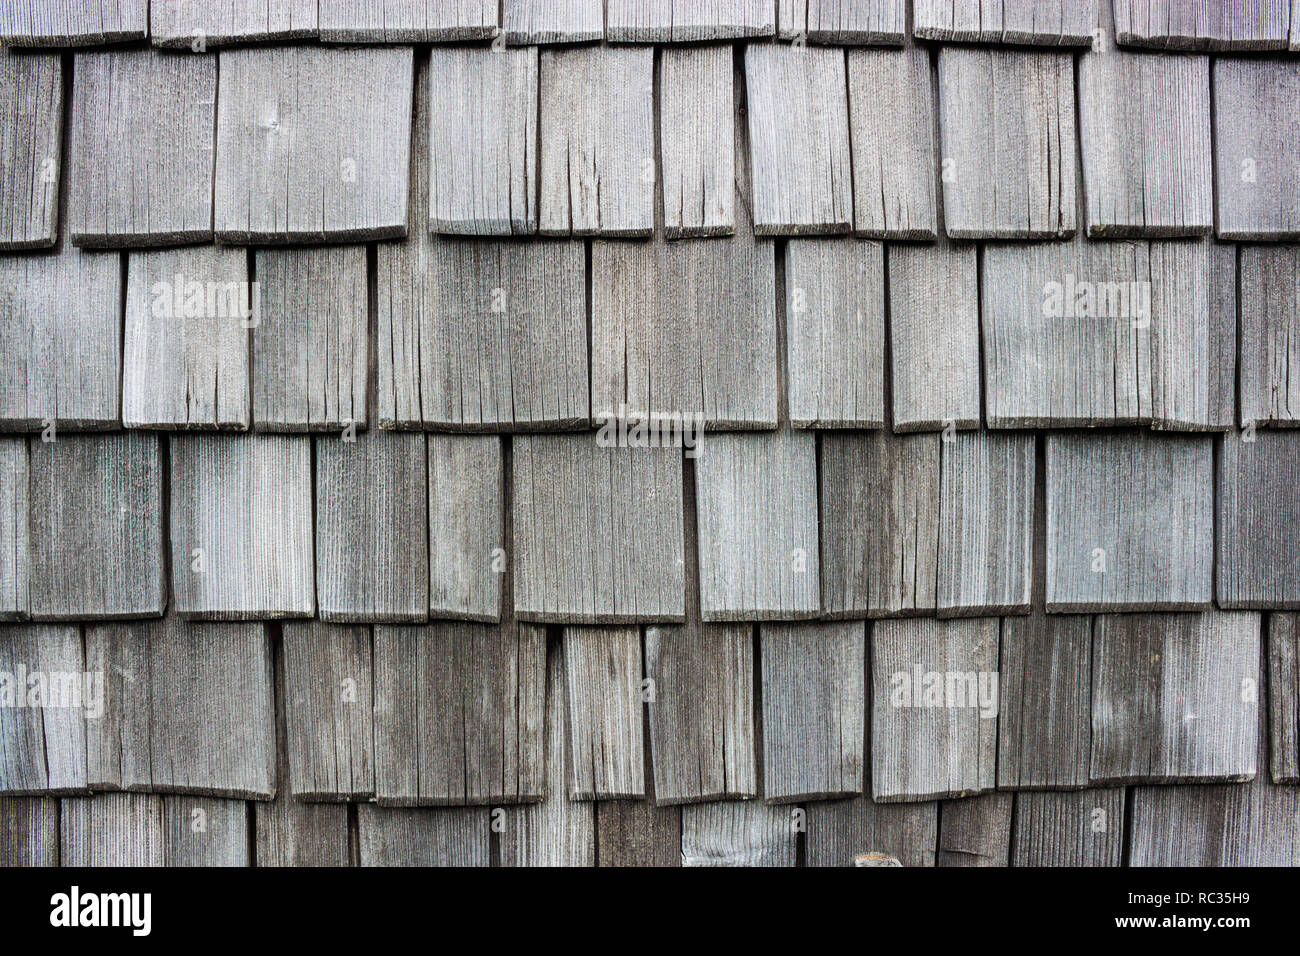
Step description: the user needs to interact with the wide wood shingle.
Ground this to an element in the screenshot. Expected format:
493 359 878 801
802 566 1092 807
805 797 937 867
150 0 319 47
915 0 1097 45
595 801 682 867
358 805 490 866
60 794 162 866
563 628 645 800
0 52 61 250
681 801 797 866
779 0 904 43
502 0 604 44
1113 0 1290 50
0 0 148 46
1216 430 1300 608
609 0 776 41
0 626 88 794
1011 789 1126 866
255 800 349 866
318 0 496 41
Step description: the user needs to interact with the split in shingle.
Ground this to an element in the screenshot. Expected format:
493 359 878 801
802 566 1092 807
937 49 1076 239
563 627 645 800
29 433 163 621
761 621 865 803
595 801 682 867
744 44 852 236
609 0 775 41
255 799 349 866
785 238 885 428
659 45 735 238
1216 430 1300 609
681 801 797 866
870 618 999 802
513 435 685 623
0 797 57 866
69 50 215 247
1239 246 1300 426
937 793 1012 867
150 0 319 47
1268 613 1299 783
122 247 251 430
915 0 1097 45
0 626 88 794
215 46 413 243
779 0 904 43
427 435 503 621
502 0 604 44
1113 0 1290 50
318 0 496 41
820 430 940 617
162 796 248 866
0 52 61 250
373 623 546 806
60 793 162 866
357 805 491 866
805 796 937 867
539 47 654 237
169 434 315 619
0 439 29 619
0 0 148 46
1011 789 1125 866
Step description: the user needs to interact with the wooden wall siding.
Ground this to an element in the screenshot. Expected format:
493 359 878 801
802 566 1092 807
937 792 1012 867
215 46 413 243
0 797 58 866
1239 246 1300 426
428 48 538 237
373 623 546 806
318 0 497 41
1269 613 1299 783
1217 430 1300 608
595 800 682 867
660 46 735 238
503 0 604 44
681 801 797 866
760 622 865 802
937 50 1076 239
695 431 819 620
1214 58 1300 240
162 796 248 866
847 48 937 240
609 0 775 42
914 0 1097 45
820 431 940 617
937 432 1034 617
513 436 685 623
29 433 164 620
283 623 374 800
0 0 148 46
1010 789 1126 867
255 798 349 866
805 797 937 866
85 619 277 798
564 628 645 799
122 247 250 430
785 239 885 428
0 52 61 250
150 0 319 47
539 47 654 237
427 435 502 621
1113 0 1290 50
870 618 999 802
68 50 214 247
645 623 756 804
169 435 315 619
60 793 163 867
0 439 29 619
0 626 87 794
1091 611 1260 784
779 0 904 43
0 247 120 430
1046 433 1213 612
358 805 490 866
997 614 1093 790
744 44 852 235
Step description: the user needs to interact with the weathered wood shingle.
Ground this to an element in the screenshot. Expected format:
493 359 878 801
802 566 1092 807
595 800 682 867
0 626 88 794
428 435 503 621
1011 789 1126 866
318 0 496 41
1114 0 1290 50
1216 430 1300 608
563 628 645 800
681 801 797 866
660 45 735 239
0 51 61 250
358 805 490 866
502 0 604 44
1239 246 1300 427
1268 613 1299 783
161 797 248 866
806 797 937 867
937 793 1012 867
0 0 148 46
150 0 319 47
60 794 162 867
0 439 30 619
0 797 58 866
609 0 776 41
779 0 904 43
915 0 1097 45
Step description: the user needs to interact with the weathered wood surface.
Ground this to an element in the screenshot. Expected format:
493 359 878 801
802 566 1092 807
1214 58 1300 239
609 0 775 41
318 0 496 41
427 435 503 621
915 0 1097 44
0 797 58 866
595 800 682 867
1239 246 1300 426
169 435 315 619
1269 613 1300 783
779 0 904 43
502 0 603 43
162 796 248 866
1012 789 1126 866
1114 0 1290 50
1217 431 1300 609
660 46 734 239
0 439 29 619
151 0 319 46
60 793 163 866
0 0 148 46
0 52 61 250
0 626 88 793
806 796 937 867
681 801 797 867
357 805 490 866
563 628 645 800
255 800 349 866
937 792 1012 867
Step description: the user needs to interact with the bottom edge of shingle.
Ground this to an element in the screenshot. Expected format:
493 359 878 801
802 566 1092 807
0 786 92 798
373 793 542 808
791 417 886 430
872 785 995 804
754 221 853 238
892 418 980 434
664 223 736 240
569 789 649 802
71 230 215 250
378 417 592 433
764 789 862 805
701 609 822 624
1215 597 1300 611
1217 228 1300 242
0 417 121 432
291 790 374 803
175 609 315 622
854 226 936 242
653 791 758 807
944 226 1076 242
1045 600 1215 615
993 780 1093 793
4 31 147 48
318 610 432 625
518 612 687 626
123 419 250 432
1086 222 1213 240
937 603 1031 620
1089 771 1255 787
215 225 407 245
0 235 57 253
29 608 166 623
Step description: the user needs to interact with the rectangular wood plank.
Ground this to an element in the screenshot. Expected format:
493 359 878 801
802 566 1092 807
1011 788 1125 866
428 435 503 621
0 51 61 250
0 797 58 866
660 45 734 238
1268 613 1299 783
1217 431 1300 608
0 438 29 619
805 796 937 866
60 793 162 866
937 792 1012 867
563 627 645 799
162 796 248 866
357 805 490 866
681 801 796 866
0 625 88 794
1239 246 1300 426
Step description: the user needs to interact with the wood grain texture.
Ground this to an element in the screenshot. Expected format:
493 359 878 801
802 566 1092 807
502 0 603 43
1268 613 1299 783
0 797 58 866
162 796 248 866
681 801 797 866
316 430 428 623
609 0 775 41
69 50 215 247
1114 0 1290 50
357 805 490 866
645 623 756 804
595 800 682 867
0 0 148 46
805 796 937 866
820 430 940 617
0 51 61 250
254 799 349 866
0 246 120 429
1239 246 1300 426
373 623 546 806
215 46 412 243
915 0 1097 44
122 247 250 430
29 433 163 620
169 435 315 619
0 439 29 619
513 436 685 623
744 44 852 236
870 618 999 802
779 0 904 42
428 435 502 621
563 627 644 799
0 626 87 794
1046 432 1213 612
937 792 1011 867
539 47 654 237
151 0 319 46
785 238 885 428
695 431 819 620
1216 430 1300 608
1011 789 1125 866
761 621 865 802
847 47 937 239
938 49 1076 239
318 0 496 40
60 793 162 866
282 621 375 800
660 45 734 238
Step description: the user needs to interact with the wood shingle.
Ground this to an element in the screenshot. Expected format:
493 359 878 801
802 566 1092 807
779 0 904 44
609 0 776 42
502 0 604 44
915 0 1097 45
563 627 646 800
659 45 735 239
0 51 61 250
150 0 319 47
317 0 497 41
0 626 88 794
0 0 148 46
1216 430 1300 608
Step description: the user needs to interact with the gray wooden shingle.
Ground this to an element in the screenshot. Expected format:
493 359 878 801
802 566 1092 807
681 801 797 866
0 51 61 250
539 47 654 237
1114 0 1290 50
937 793 1012 867
255 799 349 866
513 435 684 623
915 0 1097 45
1269 613 1299 783
215 46 413 243
0 247 120 430
564 627 645 800
871 618 999 802
0 439 29 619
69 50 215 247
660 45 735 239
785 238 885 429
696 431 819 620
761 621 865 802
60 794 162 867
150 0 319 47
428 435 503 621
1 0 148 46
596 800 682 867
0 626 88 794
122 247 250 430
29 433 163 620
609 0 775 41
373 623 546 806
820 430 940 617
645 623 756 805
806 797 937 867
170 435 315 619
744 44 852 236
779 0 904 43
162 796 248 866
1239 246 1300 426
1011 789 1126 867
1091 611 1260 784
502 0 604 43
938 49 1076 239
358 805 490 866
0 797 58 866
1216 430 1300 608
318 0 496 41
847 47 937 240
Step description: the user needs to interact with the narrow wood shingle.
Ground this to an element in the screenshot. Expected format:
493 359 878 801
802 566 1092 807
779 0 904 43
318 0 496 41
660 45 735 238
681 801 797 866
805 797 937 867
0 797 57 866
1239 246 1300 426
1 0 148 46
0 626 88 794
150 0 319 46
358 805 491 866
1216 430 1300 608
0 52 61 250
1011 789 1126 867
1268 613 1299 783
60 794 162 866
0 439 30 619
609 0 775 41
1114 0 1290 50
937 793 1012 867
428 435 503 621
915 0 1097 44
564 628 645 800
502 0 604 43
